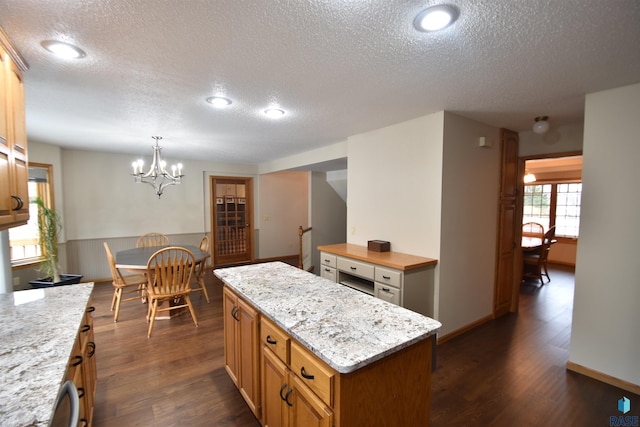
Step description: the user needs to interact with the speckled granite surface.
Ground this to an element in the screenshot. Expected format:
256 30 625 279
0 283 94 427
214 262 441 374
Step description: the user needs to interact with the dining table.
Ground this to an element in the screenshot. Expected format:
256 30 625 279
115 245 210 319
521 236 557 252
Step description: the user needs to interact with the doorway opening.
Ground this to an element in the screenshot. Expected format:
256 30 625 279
210 176 254 267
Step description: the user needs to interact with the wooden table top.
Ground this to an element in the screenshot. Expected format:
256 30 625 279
115 245 210 270
317 243 437 271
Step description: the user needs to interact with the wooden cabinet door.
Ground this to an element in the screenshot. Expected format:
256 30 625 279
289 375 333 427
223 287 239 385
494 129 519 317
262 347 290 427
0 46 28 229
238 297 260 416
211 176 254 266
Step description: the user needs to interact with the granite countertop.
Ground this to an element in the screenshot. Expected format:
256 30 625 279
0 283 94 427
214 262 441 374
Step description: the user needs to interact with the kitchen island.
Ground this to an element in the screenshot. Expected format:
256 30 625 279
0 283 95 426
215 261 441 426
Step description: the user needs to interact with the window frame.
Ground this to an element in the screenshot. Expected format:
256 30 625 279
523 179 582 239
9 162 55 267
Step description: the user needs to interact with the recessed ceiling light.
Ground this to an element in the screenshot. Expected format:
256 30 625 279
206 96 232 108
264 108 285 118
41 40 86 58
414 5 459 32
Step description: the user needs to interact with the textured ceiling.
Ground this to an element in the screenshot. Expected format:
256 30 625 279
1 0 639 167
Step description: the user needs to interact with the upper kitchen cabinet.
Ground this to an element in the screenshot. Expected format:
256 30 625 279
0 28 29 231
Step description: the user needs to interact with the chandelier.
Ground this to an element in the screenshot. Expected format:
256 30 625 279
131 136 184 198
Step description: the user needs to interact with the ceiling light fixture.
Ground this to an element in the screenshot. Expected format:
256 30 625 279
414 5 459 32
41 40 86 59
131 136 184 198
532 116 550 135
206 96 232 108
264 108 285 118
524 170 537 183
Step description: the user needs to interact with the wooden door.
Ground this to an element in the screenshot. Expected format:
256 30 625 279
494 129 519 317
211 176 254 266
238 297 260 417
261 347 290 427
289 375 333 427
223 287 239 386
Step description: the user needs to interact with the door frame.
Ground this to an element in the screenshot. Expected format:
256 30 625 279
209 175 255 267
509 149 583 312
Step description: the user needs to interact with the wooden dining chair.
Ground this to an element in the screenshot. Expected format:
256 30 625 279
522 225 553 285
146 247 198 337
522 222 544 238
541 226 556 281
190 235 211 303
136 232 170 248
103 242 147 322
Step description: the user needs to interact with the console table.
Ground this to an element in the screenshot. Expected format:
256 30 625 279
317 243 438 317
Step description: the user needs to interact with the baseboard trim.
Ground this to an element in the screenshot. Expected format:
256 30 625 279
437 314 493 345
566 361 640 395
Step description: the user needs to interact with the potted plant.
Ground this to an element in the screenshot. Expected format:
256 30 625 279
29 197 82 287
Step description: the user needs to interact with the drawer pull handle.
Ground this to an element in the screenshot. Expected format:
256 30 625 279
72 355 83 367
11 195 23 211
382 287 390 292
87 306 96 313
80 419 88 427
300 366 315 380
350 266 357 271
81 324 91 333
77 387 85 399
284 388 293 407
324 259 330 263
383 275 391 280
231 306 239 321
279 383 288 401
266 335 277 345
324 268 331 272
88 342 96 357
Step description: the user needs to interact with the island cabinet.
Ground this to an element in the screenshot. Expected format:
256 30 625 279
223 286 261 417
318 243 438 317
261 316 333 427
216 262 442 427
0 31 29 231
53 301 97 427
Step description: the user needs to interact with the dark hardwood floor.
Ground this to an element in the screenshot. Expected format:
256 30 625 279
90 265 637 426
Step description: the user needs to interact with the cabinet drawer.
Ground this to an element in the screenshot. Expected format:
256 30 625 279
320 266 337 283
320 252 337 268
261 317 290 364
290 341 334 407
375 267 402 288
374 282 401 306
337 257 374 280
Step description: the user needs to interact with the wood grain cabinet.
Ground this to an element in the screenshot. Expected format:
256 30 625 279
223 286 260 417
260 316 333 427
62 303 97 426
0 33 29 231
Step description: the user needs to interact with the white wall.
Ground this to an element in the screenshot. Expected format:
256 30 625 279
569 82 640 386
258 171 309 258
60 148 257 239
347 113 444 257
519 122 583 157
310 171 347 270
438 112 501 335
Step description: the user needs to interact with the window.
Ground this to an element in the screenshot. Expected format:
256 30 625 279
9 164 54 265
523 182 582 238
